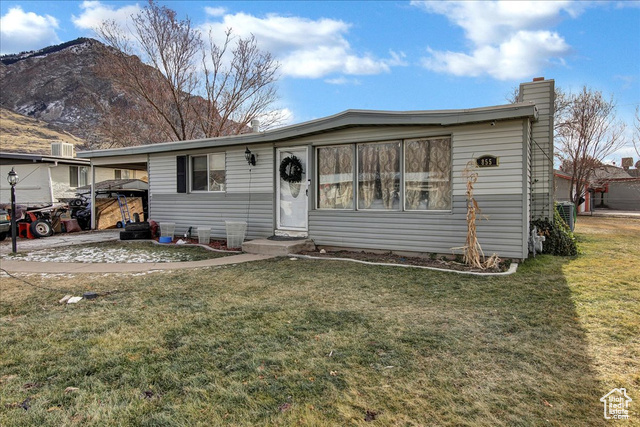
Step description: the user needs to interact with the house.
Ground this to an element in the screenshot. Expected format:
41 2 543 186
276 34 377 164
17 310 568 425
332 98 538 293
0 143 147 207
590 164 640 211
77 78 555 260
554 169 591 213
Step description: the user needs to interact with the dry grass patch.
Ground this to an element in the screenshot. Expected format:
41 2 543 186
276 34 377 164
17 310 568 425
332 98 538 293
0 217 638 425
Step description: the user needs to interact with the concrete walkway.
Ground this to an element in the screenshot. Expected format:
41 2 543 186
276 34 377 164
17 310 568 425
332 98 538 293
0 253 274 274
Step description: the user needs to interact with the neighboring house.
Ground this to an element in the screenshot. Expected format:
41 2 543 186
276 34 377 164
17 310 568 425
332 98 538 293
590 165 640 211
0 142 145 206
554 169 591 213
78 78 555 260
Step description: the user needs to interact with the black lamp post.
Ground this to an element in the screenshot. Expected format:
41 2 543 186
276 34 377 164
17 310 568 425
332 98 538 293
7 167 18 254
245 147 256 166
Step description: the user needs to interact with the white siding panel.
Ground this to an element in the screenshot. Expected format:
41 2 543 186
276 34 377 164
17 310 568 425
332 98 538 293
148 154 176 194
226 146 273 193
451 121 525 196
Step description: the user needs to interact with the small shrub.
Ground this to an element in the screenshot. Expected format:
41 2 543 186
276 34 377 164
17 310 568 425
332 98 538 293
531 208 578 256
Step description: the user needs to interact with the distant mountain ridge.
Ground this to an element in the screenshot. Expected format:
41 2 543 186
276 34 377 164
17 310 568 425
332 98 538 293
0 38 94 66
0 37 222 149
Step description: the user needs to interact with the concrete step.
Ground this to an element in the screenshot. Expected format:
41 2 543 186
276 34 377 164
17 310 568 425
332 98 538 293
242 238 315 256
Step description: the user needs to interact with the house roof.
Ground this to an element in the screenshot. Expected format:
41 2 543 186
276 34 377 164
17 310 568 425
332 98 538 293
77 103 538 159
0 151 90 165
591 165 634 180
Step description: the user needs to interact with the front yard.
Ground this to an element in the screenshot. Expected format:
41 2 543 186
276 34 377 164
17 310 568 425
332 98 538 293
0 216 638 426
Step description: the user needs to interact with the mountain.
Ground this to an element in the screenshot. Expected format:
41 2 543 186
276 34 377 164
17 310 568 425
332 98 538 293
0 107 85 154
1 38 118 147
0 38 182 148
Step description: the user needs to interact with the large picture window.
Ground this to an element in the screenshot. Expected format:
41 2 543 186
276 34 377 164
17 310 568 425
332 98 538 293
317 145 354 209
316 137 451 212
358 141 400 210
404 137 451 210
191 153 225 192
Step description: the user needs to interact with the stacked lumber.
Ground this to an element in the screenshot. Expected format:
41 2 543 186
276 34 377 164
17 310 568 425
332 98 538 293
95 197 144 230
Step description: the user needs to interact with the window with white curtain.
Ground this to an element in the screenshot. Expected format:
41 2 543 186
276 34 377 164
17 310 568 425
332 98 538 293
404 137 451 210
315 137 451 211
358 141 400 210
191 153 225 192
317 145 354 209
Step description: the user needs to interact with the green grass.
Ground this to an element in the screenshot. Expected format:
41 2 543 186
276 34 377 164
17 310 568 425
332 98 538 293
0 217 638 426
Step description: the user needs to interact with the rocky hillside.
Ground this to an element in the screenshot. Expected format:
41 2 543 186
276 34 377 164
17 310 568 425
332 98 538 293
1 39 117 146
0 107 85 154
0 38 192 148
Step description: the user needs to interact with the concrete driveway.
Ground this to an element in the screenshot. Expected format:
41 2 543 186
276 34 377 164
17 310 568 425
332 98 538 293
0 230 121 255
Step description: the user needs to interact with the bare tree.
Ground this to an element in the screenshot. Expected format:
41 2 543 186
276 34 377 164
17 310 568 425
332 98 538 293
94 0 281 145
196 29 281 137
633 106 640 158
556 87 626 206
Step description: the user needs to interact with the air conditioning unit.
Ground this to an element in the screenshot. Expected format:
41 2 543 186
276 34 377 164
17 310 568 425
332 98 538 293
51 142 74 158
556 202 575 231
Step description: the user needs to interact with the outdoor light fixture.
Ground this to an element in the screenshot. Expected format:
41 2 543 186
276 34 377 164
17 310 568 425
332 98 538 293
7 167 18 254
245 147 256 166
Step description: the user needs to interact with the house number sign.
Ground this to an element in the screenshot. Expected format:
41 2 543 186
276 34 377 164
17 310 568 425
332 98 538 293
476 155 499 168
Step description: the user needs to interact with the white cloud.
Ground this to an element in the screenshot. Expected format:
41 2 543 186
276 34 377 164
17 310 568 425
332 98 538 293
72 1 141 31
325 77 362 85
0 6 60 54
204 7 227 17
258 108 295 128
412 0 580 80
200 12 403 79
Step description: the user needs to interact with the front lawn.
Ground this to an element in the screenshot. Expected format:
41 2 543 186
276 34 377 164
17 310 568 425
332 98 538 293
0 216 638 426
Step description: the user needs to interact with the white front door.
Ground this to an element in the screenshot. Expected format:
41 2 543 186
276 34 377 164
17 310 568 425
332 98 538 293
276 147 308 235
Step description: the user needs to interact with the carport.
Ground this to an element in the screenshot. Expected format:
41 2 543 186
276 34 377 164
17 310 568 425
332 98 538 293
78 153 149 229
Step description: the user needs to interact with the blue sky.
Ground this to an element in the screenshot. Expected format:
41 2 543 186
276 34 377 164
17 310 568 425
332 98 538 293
1 1 639 162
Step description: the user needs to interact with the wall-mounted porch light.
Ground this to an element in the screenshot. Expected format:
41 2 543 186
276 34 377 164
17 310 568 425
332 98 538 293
245 147 256 166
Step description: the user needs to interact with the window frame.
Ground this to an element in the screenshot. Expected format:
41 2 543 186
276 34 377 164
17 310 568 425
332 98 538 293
356 140 402 211
69 165 89 188
189 152 226 193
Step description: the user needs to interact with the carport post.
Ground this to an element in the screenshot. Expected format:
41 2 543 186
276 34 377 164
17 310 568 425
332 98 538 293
90 161 96 230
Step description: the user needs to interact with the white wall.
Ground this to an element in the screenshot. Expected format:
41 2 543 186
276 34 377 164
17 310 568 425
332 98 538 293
0 164 53 205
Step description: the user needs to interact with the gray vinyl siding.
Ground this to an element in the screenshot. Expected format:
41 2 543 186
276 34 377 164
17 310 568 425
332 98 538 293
307 121 528 259
149 193 273 239
226 145 273 193
520 80 554 219
147 146 275 239
309 195 525 259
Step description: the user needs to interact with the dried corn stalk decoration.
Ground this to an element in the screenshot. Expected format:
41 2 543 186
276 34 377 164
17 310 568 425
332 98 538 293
456 160 501 270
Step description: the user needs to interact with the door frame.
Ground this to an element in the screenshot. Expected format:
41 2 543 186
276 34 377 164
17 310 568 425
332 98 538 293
276 146 309 235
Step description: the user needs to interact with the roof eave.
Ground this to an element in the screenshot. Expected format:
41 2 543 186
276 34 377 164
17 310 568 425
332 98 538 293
77 103 537 159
